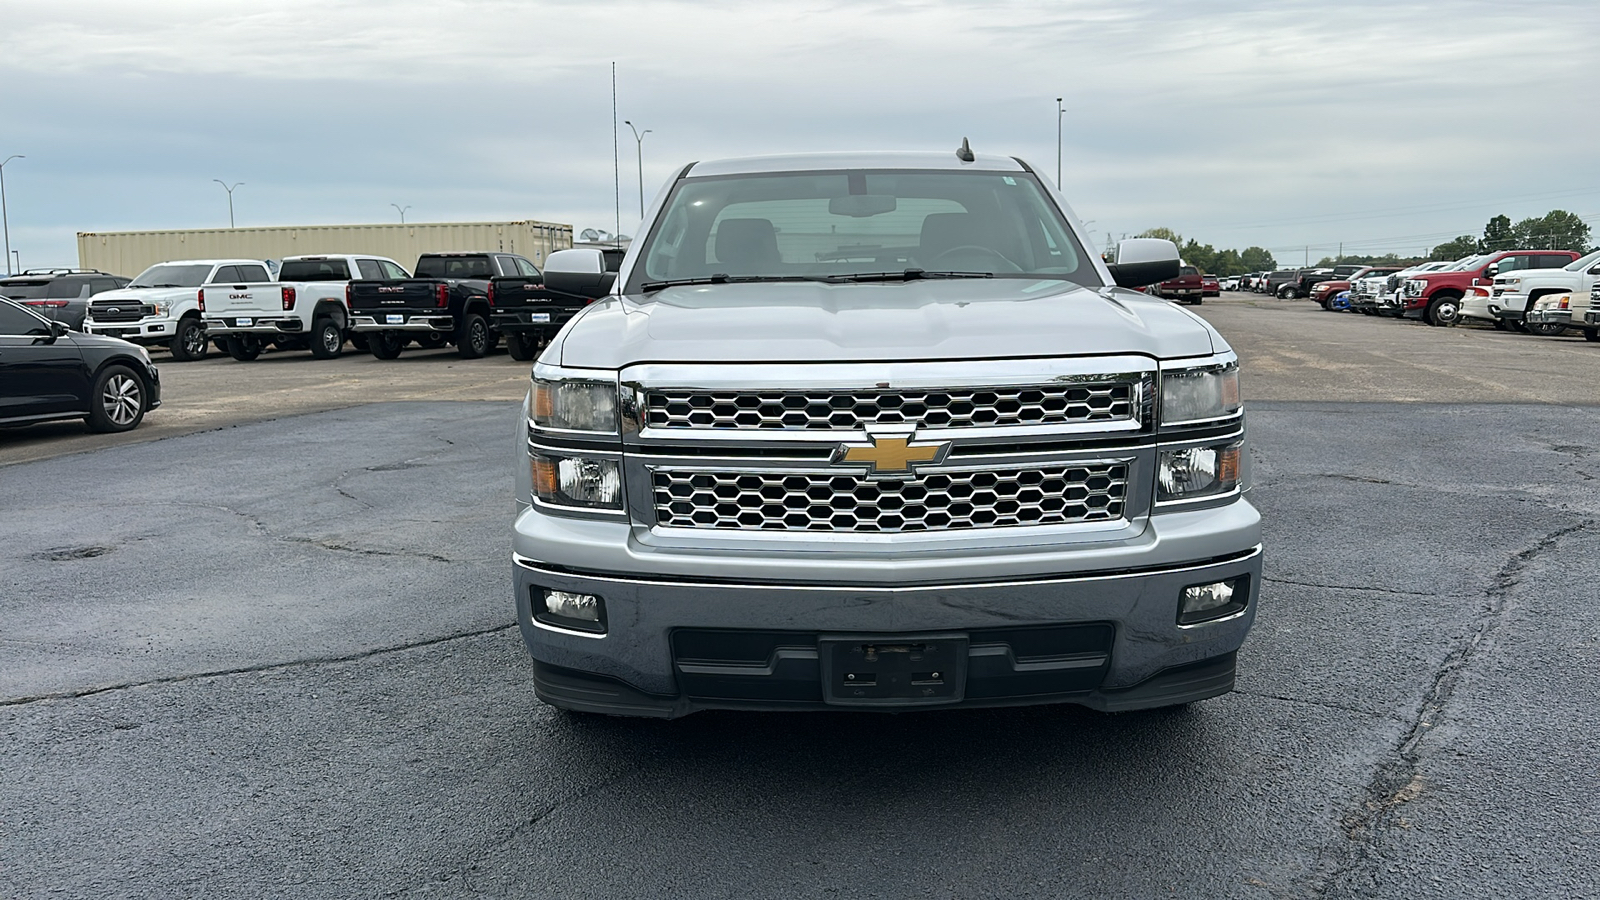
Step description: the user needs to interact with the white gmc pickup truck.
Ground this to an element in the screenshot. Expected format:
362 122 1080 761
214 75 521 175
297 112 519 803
203 254 411 360
83 259 274 361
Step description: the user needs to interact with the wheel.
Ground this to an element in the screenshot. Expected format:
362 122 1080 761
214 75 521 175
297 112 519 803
1493 318 1509 331
86 365 146 433
1425 295 1461 327
308 317 344 359
369 332 404 359
1190 297 1203 305
1526 322 1567 337
1584 329 1599 343
349 333 369 352
457 312 490 359
507 332 541 361
226 335 263 361
1510 320 1529 334
168 317 209 361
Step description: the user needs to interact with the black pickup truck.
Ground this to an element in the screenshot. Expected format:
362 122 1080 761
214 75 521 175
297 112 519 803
346 251 587 360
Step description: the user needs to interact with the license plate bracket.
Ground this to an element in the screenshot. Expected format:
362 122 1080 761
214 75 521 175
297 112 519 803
385 314 404 324
818 633 968 707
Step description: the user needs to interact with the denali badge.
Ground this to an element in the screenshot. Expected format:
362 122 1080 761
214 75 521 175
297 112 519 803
832 431 950 476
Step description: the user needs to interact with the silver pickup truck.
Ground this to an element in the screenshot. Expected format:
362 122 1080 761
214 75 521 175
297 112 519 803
512 149 1262 718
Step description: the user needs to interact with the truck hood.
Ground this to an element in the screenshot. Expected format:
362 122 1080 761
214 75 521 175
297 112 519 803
90 286 198 303
554 279 1223 368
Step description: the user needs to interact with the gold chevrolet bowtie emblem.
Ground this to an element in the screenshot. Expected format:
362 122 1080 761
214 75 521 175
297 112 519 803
834 433 951 475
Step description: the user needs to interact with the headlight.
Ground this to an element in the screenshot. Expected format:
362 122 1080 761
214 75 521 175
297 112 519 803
1502 278 1520 286
532 378 618 432
1161 362 1240 425
531 452 623 510
1157 440 1242 503
151 301 168 315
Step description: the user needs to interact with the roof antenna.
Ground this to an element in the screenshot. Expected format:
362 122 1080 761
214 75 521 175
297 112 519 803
955 137 974 162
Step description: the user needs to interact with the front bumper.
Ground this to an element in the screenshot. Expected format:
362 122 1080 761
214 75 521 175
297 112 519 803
83 317 178 342
513 500 1263 717
350 313 454 333
1524 309 1572 326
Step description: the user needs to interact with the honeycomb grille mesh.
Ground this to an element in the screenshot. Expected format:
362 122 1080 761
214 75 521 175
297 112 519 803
643 384 1135 431
652 463 1129 533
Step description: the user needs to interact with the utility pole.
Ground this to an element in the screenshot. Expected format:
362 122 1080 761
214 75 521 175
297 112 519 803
0 155 22 276
624 120 651 219
391 203 411 224
1338 242 1342 262
1056 97 1065 189
1304 245 1309 266
213 180 243 228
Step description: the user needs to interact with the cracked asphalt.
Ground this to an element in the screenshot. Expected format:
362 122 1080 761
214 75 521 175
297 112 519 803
3 299 1599 898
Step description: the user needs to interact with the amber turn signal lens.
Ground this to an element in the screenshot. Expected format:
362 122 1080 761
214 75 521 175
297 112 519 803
532 457 558 498
1218 445 1240 485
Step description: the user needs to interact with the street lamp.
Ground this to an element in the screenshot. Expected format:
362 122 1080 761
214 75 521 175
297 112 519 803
1055 98 1065 189
624 120 652 219
391 203 411 224
213 179 243 228
1 154 23 276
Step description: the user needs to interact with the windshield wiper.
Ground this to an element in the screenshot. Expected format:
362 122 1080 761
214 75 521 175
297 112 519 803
640 274 836 293
829 268 994 283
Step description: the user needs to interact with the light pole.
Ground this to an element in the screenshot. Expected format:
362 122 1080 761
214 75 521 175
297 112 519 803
1055 98 1064 189
624 120 652 219
213 179 243 228
1 155 22 276
391 203 411 224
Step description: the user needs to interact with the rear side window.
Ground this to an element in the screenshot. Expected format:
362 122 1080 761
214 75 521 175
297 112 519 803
415 257 493 279
1538 254 1573 269
90 278 120 294
355 259 385 280
378 260 410 279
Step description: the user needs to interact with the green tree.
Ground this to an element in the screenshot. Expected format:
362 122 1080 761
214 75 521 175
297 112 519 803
1512 210 1590 252
1239 246 1275 272
1135 227 1183 245
1212 249 1244 277
1480 214 1514 252
1180 239 1219 273
1430 235 1478 261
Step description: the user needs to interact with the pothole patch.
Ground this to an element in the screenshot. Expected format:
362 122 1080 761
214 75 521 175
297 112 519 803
34 546 115 561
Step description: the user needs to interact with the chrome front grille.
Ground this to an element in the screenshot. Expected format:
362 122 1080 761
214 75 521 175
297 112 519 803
643 384 1136 431
651 463 1130 533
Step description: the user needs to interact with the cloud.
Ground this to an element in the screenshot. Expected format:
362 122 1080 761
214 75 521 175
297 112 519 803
2 0 1597 268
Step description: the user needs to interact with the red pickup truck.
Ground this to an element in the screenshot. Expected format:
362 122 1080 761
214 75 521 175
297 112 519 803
1400 249 1579 326
1148 264 1203 304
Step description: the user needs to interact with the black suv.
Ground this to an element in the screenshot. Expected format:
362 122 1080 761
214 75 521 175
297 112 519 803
0 268 130 330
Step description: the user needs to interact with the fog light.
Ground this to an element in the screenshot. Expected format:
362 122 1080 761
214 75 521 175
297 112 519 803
538 588 606 633
1179 577 1247 625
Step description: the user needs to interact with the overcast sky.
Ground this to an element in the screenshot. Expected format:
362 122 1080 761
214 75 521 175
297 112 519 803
4 0 1598 271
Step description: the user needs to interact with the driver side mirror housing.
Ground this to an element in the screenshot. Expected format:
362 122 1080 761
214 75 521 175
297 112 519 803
1106 238 1181 288
51 320 71 338
1484 263 1500 278
542 249 617 300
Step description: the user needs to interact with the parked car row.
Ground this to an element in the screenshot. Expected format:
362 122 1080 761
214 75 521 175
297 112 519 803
1318 249 1600 341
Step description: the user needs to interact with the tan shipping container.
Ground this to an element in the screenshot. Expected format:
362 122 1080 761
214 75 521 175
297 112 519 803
76 220 573 278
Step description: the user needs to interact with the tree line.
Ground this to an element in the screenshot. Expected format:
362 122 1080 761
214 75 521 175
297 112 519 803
1134 209 1590 274
1132 228 1276 276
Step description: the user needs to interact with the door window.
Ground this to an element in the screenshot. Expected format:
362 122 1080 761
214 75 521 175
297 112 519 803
514 257 541 277
378 260 410 279
356 259 385 280
236 264 271 282
90 279 119 295
0 302 48 335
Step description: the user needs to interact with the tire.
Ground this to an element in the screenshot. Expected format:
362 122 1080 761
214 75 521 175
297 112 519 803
1510 320 1529 334
349 333 369 352
1425 295 1462 327
308 317 344 359
1493 318 1509 331
1526 322 1567 337
1190 297 1203 305
369 332 404 359
507 332 540 361
226 335 263 361
457 312 490 359
1584 329 1599 343
86 364 146 433
168 317 209 361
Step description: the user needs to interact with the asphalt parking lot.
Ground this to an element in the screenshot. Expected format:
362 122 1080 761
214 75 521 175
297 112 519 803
3 296 1598 898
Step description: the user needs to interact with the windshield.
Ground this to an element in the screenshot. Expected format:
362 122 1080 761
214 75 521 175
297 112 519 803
129 264 213 288
629 169 1096 291
0 280 49 299
1565 249 1600 271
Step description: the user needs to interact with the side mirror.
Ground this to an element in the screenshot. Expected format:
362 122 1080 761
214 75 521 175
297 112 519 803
542 248 617 300
1484 263 1500 278
1106 238 1180 288
51 320 71 338
1587 264 1600 276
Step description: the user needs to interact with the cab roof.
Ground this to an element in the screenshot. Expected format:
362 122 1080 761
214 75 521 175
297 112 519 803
687 151 1030 178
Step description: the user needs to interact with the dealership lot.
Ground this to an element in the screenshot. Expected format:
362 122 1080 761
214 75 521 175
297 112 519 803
3 296 1598 897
